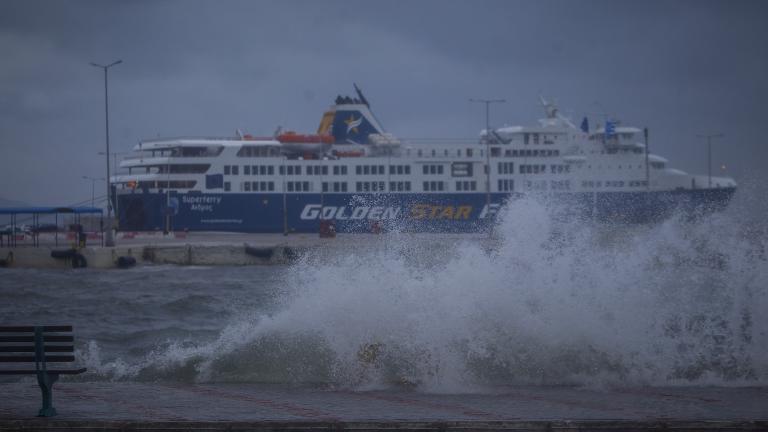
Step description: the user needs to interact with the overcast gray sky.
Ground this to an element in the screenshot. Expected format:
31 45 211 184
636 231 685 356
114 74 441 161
1 0 766 206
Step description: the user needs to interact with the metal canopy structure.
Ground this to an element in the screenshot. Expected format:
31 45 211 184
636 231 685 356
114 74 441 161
0 207 103 248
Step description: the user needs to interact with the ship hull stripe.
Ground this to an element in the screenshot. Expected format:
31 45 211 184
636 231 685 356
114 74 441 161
116 189 735 233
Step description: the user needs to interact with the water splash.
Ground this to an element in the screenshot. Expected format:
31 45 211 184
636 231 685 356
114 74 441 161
83 197 768 391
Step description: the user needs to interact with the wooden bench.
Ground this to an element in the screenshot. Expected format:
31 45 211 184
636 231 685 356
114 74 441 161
0 326 87 417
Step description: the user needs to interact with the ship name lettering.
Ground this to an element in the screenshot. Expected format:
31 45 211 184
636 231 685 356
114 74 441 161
299 204 401 220
182 195 222 212
182 196 222 205
410 204 473 220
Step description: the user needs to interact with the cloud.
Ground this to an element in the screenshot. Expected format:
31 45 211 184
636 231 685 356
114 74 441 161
0 0 766 205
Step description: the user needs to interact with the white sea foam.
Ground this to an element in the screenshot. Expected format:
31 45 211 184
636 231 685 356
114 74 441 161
82 197 768 391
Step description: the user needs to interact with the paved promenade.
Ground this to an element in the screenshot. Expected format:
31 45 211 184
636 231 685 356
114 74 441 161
0 382 766 431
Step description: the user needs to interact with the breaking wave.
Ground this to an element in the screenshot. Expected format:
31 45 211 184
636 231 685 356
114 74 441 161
82 196 768 391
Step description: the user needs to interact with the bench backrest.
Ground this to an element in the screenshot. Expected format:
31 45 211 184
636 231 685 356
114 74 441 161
0 326 76 370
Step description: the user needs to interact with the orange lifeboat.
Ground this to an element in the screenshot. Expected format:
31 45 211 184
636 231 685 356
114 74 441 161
277 132 334 144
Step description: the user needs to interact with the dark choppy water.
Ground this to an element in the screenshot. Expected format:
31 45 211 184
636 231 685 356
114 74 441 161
1 197 767 392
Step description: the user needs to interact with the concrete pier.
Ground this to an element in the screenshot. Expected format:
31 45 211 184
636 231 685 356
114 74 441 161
0 382 765 431
0 232 486 268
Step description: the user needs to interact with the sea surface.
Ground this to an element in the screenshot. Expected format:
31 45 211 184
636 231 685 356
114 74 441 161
1 195 767 393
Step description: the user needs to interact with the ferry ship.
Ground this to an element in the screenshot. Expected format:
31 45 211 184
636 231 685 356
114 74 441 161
112 85 736 233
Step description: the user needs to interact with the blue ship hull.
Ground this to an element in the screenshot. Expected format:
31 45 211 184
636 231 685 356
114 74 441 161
116 188 735 233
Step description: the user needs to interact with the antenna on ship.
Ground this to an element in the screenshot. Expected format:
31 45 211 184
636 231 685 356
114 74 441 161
539 95 577 129
539 95 558 119
353 83 370 107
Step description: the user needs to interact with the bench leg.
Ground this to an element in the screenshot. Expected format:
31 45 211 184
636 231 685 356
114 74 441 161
36 372 59 417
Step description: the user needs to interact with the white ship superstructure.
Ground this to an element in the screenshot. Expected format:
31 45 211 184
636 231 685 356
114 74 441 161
111 87 736 233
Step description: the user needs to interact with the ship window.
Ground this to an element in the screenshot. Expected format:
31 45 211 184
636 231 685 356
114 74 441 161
456 181 463 191
224 165 231 175
405 165 411 174
232 165 239 175
378 166 384 175
287 182 294 192
224 182 231 191
467 149 473 157
533 134 540 145
244 182 251 191
244 165 250 175
363 165 369 175
341 166 348 175
491 147 501 157
303 181 310 191
418 150 423 157
405 182 411 191
322 166 328 176
431 149 436 157
457 149 462 157
268 182 274 191
287 166 294 175
334 166 340 175
295 166 302 175
524 133 530 145
444 149 449 156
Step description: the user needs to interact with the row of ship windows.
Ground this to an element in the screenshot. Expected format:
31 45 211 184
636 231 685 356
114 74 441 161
523 180 571 191
581 180 649 188
137 178 648 192
411 148 562 158
518 164 571 174
222 164 416 176
221 162 577 178
231 181 490 193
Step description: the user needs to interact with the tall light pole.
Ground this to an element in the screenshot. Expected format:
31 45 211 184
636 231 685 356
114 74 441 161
82 176 105 208
697 133 723 188
469 98 506 216
91 59 122 246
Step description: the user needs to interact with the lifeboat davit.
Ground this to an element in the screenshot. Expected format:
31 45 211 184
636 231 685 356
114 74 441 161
332 150 364 158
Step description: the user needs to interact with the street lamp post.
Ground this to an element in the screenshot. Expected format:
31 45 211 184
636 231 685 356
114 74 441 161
469 98 506 217
90 59 122 246
696 133 724 188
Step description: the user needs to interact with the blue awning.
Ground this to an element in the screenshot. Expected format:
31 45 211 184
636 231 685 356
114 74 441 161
0 207 103 215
